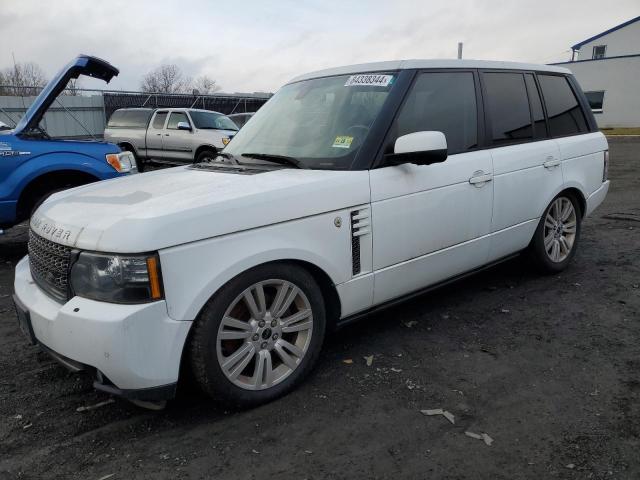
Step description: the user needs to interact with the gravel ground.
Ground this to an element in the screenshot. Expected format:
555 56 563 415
0 138 638 480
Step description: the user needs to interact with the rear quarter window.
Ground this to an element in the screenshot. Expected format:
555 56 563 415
537 75 588 137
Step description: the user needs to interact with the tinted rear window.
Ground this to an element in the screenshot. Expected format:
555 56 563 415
538 75 588 137
483 72 533 144
107 110 152 128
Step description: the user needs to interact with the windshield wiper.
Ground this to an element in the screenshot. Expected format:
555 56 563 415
241 153 306 169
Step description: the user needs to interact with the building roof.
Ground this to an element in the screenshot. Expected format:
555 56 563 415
572 15 640 50
289 59 571 84
551 53 640 65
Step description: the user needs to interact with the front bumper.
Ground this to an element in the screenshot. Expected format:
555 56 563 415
14 256 192 399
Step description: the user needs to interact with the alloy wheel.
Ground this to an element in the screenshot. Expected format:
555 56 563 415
543 196 577 263
216 279 313 390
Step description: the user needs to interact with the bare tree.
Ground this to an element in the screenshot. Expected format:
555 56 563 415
140 64 192 94
0 70 7 96
192 75 221 95
61 78 82 96
1 62 47 96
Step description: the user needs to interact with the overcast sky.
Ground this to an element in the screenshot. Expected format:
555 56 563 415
0 0 638 93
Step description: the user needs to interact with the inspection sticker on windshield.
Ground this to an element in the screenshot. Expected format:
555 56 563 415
333 136 353 149
345 74 394 87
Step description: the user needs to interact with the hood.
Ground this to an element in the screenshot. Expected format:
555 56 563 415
13 55 118 135
31 166 370 252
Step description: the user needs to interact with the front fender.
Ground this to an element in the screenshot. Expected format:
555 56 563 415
159 209 355 321
1 151 122 200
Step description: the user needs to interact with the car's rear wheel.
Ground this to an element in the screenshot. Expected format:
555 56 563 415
189 263 326 407
528 193 582 273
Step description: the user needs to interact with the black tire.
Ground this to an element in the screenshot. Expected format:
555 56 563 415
189 263 326 408
195 149 217 163
527 192 582 274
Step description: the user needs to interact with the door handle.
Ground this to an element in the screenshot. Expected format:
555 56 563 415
469 173 493 185
156 133 161 136
543 157 560 169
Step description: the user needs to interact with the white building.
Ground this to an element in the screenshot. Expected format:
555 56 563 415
551 15 640 128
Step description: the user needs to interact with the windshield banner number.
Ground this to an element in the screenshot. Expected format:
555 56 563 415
344 74 394 87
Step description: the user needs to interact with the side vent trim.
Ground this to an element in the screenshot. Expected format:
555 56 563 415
350 207 370 276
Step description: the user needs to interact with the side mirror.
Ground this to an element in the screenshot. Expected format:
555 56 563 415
177 122 192 131
385 131 448 166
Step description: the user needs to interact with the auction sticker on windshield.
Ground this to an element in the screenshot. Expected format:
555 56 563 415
344 74 394 87
332 135 354 149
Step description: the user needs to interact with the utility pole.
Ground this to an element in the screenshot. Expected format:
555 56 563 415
457 42 463 60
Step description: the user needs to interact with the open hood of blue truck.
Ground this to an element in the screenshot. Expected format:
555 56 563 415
13 55 119 135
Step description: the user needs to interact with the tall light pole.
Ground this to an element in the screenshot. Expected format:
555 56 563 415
457 42 463 60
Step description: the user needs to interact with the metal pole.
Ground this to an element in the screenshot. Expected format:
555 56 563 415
457 42 463 60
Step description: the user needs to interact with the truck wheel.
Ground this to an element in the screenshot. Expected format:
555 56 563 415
196 149 217 163
189 263 326 408
527 193 582 274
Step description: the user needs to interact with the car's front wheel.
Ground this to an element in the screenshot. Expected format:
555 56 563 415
528 193 582 273
189 263 326 407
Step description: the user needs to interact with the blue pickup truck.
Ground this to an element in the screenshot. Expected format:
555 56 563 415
0 55 136 230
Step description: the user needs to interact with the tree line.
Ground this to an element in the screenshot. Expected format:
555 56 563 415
0 61 220 96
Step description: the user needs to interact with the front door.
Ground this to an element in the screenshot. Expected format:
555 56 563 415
369 70 494 304
162 111 194 163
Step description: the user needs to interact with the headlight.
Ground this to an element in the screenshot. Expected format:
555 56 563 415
106 152 136 173
70 252 163 304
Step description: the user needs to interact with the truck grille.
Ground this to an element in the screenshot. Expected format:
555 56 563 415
28 229 72 303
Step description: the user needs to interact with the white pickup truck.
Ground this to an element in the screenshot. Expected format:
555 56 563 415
104 108 238 170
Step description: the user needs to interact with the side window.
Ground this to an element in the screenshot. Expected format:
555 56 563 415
537 75 588 137
592 45 606 60
391 72 478 155
524 74 548 139
107 110 127 128
151 112 168 129
483 72 533 144
167 112 190 129
584 91 605 113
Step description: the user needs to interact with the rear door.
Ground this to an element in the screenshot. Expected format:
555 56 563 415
480 71 562 261
146 111 168 159
162 111 194 163
537 74 603 197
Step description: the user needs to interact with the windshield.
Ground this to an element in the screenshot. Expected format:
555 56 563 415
189 111 238 131
224 73 396 169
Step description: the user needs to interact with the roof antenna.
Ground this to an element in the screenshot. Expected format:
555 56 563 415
457 42 463 60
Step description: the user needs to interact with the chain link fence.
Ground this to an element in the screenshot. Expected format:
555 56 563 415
0 85 272 138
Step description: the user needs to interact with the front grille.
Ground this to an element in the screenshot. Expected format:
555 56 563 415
28 229 72 302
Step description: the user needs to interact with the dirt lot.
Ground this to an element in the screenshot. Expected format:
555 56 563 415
0 138 638 480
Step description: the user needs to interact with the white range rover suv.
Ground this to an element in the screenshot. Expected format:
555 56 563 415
14 60 609 408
